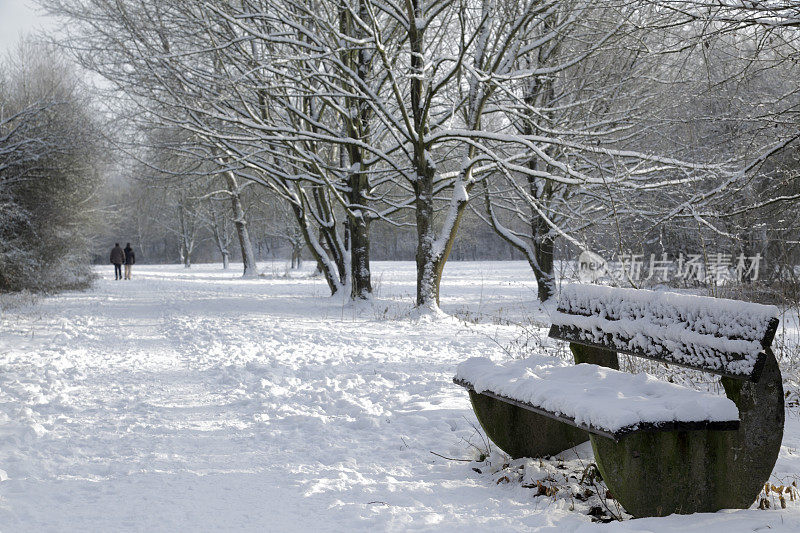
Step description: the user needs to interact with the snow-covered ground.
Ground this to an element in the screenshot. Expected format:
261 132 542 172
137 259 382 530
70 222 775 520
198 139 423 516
1 261 799 532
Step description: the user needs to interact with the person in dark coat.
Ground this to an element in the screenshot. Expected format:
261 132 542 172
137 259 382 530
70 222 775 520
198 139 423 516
123 243 135 280
110 243 125 280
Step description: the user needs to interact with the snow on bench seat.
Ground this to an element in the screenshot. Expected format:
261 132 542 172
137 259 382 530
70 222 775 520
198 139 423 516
454 356 740 440
550 284 779 380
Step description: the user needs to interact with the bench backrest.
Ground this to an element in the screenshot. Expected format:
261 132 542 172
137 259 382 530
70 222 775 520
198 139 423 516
548 283 779 381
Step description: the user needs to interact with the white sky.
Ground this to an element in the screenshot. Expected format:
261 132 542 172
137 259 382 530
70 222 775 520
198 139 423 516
0 0 55 54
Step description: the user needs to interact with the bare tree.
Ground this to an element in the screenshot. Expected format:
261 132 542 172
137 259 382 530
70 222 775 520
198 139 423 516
39 0 789 307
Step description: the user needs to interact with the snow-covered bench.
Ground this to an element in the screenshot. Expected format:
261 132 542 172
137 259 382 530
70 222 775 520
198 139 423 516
455 284 783 518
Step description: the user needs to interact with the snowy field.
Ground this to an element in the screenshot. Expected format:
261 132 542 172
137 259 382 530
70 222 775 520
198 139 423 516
1 261 800 532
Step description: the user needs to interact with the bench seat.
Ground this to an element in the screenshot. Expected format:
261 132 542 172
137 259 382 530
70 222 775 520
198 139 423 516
455 356 739 440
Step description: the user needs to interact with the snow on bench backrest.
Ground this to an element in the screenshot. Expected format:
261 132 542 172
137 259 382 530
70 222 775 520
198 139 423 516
549 284 780 380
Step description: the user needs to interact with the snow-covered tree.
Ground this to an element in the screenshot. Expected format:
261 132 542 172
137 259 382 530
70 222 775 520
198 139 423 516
0 41 105 292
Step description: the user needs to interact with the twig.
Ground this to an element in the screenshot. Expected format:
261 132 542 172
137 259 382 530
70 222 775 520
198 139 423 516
430 450 473 462
462 418 492 457
586 464 624 522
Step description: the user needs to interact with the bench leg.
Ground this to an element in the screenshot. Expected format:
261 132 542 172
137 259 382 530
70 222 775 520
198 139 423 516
592 429 739 517
570 343 619 369
465 346 619 459
591 351 784 518
468 390 588 459
720 348 784 511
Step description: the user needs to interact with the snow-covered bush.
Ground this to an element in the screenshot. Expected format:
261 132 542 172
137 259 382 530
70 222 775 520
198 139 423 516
0 42 104 293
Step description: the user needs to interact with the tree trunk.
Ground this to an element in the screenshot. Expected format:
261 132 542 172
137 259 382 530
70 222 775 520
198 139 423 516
312 184 346 285
289 198 339 295
483 176 557 303
291 245 303 269
530 170 556 302
417 178 471 308
178 202 193 268
409 0 439 309
414 162 438 308
340 0 373 300
223 171 259 278
209 200 232 271
181 242 191 268
482 68 559 303
533 222 556 302
349 212 371 299
343 92 372 299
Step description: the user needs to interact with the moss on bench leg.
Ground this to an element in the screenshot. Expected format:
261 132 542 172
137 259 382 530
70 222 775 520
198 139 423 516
468 390 588 459
591 351 784 518
591 430 736 517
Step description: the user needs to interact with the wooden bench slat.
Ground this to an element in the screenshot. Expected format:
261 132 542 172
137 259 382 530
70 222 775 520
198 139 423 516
549 323 770 381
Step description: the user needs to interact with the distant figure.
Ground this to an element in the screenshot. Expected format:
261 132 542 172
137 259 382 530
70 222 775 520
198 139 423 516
110 243 125 280
123 243 135 280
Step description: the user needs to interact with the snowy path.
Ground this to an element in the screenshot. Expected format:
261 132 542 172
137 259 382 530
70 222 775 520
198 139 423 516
1 262 799 532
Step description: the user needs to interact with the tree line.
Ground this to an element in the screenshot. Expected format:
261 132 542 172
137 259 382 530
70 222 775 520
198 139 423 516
24 0 800 305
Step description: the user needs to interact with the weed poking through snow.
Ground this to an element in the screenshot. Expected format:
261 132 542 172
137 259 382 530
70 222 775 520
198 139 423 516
759 478 800 510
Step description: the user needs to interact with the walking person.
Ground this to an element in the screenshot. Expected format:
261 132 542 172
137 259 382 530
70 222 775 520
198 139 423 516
123 243 135 280
110 243 125 280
